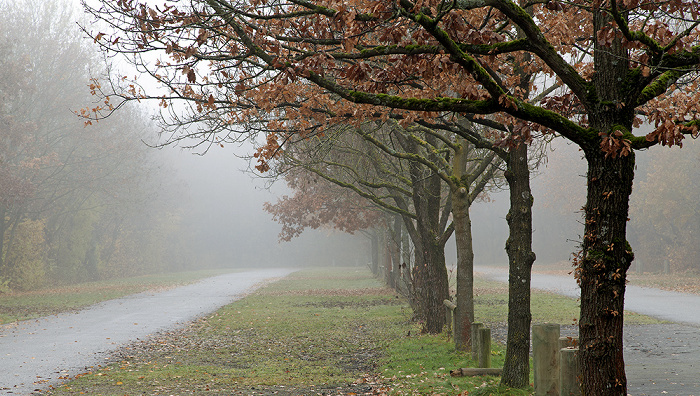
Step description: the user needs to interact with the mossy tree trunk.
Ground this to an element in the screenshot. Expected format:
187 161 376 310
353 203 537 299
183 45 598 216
578 148 634 395
409 157 449 334
576 6 635 394
451 144 499 350
501 142 536 388
452 183 474 350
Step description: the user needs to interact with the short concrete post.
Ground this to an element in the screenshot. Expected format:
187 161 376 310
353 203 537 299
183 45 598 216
443 300 457 336
558 336 578 350
559 347 580 396
471 322 483 361
533 323 561 395
478 327 491 368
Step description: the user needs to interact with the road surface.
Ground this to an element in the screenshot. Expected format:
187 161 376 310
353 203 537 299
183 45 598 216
476 265 700 396
476 265 700 325
0 268 295 395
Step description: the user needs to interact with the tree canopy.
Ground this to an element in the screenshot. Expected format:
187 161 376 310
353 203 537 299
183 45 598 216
82 0 700 393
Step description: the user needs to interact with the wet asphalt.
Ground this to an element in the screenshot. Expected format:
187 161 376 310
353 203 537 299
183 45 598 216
476 265 700 396
0 268 296 395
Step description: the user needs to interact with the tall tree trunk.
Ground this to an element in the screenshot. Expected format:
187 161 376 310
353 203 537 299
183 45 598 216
578 149 634 395
0 204 6 275
389 214 402 289
408 145 449 334
414 235 449 333
400 221 411 291
370 230 380 276
577 5 634 394
501 142 536 387
384 228 393 287
451 184 474 350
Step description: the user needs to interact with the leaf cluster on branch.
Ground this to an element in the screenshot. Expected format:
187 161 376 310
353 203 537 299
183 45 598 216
82 0 700 164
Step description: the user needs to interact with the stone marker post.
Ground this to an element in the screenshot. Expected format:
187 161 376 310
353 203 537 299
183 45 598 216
533 323 561 395
559 347 580 396
471 322 483 361
443 300 457 337
558 336 580 396
478 327 491 368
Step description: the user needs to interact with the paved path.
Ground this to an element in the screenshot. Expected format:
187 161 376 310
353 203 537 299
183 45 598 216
476 265 700 325
0 268 295 395
475 265 700 396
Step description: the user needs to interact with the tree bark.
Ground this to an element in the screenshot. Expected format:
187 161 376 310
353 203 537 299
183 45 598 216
383 229 393 287
452 184 474 350
501 142 536 388
370 230 379 276
389 214 402 289
575 5 634 394
451 143 499 349
407 141 449 334
414 236 449 333
578 149 634 395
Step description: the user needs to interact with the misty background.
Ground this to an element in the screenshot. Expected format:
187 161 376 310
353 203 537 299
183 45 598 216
1 0 699 293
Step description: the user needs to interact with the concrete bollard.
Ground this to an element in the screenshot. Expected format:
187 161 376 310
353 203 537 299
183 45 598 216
558 336 578 350
471 322 483 361
443 300 457 336
478 327 491 368
533 323 561 395
559 347 580 395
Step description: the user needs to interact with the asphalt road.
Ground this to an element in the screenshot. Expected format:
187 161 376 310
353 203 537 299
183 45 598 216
476 265 700 396
0 268 295 395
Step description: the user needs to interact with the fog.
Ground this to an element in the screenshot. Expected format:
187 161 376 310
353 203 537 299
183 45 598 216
0 0 369 292
163 145 370 269
469 137 700 273
3 0 700 295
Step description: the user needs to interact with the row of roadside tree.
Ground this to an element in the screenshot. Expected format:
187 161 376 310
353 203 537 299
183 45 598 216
54 0 700 394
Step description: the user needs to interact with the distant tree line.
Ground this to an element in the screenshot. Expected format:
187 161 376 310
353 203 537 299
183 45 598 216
533 140 700 275
0 0 191 292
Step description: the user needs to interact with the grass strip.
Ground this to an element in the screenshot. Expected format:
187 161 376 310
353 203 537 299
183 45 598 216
45 267 662 395
472 278 663 326
0 269 235 323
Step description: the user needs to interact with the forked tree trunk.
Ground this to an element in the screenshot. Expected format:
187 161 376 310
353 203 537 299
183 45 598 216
501 142 536 388
413 236 449 333
407 144 449 334
578 148 634 395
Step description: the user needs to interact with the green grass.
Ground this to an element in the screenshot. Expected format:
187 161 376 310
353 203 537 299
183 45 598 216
43 267 663 395
380 331 511 395
0 269 236 323
473 278 663 326
47 268 410 395
46 268 534 395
